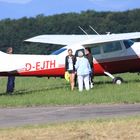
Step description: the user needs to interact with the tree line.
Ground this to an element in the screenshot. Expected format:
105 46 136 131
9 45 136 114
0 9 140 54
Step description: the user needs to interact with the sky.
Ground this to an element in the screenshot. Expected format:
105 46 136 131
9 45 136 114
0 0 140 20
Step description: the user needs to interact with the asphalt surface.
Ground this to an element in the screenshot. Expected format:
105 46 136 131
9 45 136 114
0 104 140 128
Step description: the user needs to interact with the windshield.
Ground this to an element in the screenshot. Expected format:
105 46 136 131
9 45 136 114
51 48 67 55
123 40 134 49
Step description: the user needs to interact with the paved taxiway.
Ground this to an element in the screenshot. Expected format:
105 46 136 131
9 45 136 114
0 104 140 128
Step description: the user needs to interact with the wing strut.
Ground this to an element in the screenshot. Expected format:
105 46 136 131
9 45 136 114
78 26 89 35
89 25 100 35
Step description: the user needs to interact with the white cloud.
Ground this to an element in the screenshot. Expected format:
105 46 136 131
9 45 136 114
0 0 32 4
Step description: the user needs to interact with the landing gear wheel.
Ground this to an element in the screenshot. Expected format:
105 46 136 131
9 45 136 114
113 77 123 85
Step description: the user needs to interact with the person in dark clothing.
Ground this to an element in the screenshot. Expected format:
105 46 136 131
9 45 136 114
6 47 15 94
65 49 76 90
6 76 15 93
85 48 94 88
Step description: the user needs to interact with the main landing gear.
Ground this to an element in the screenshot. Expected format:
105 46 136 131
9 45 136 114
104 71 123 85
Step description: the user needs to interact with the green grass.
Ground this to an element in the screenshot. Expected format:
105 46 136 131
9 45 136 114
0 73 140 107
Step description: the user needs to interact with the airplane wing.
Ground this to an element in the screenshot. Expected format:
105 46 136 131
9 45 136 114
24 32 140 46
81 32 140 46
24 35 96 45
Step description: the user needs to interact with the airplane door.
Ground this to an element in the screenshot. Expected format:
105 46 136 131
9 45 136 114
99 41 127 72
101 41 126 59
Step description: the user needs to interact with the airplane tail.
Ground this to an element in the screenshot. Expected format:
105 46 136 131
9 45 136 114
0 51 7 55
0 51 21 72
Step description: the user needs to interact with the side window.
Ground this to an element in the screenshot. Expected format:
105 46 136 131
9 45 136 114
103 41 122 53
83 44 101 56
91 46 101 55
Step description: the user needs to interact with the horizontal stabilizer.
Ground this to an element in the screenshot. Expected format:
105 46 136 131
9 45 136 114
0 66 24 72
0 53 24 72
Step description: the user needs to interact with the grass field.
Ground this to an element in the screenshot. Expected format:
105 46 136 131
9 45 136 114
0 73 140 107
0 73 140 139
0 117 140 140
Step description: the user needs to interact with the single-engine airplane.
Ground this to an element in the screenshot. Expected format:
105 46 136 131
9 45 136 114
1 32 140 84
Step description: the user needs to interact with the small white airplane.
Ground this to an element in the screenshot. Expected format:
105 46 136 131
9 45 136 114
1 32 140 84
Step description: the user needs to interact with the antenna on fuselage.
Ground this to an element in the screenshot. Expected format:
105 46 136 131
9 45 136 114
89 25 100 35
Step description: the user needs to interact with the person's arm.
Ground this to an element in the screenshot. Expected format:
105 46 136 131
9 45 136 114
73 55 77 65
75 59 79 70
65 56 68 71
87 59 92 73
89 54 93 68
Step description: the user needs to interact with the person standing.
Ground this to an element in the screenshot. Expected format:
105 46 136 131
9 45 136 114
75 51 91 92
6 47 15 94
85 48 94 88
65 49 76 91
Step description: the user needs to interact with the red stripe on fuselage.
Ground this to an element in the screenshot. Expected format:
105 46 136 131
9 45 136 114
0 56 140 77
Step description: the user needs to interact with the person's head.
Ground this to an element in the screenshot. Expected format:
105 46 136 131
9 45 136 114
78 51 84 58
68 49 73 56
85 48 91 55
7 47 13 54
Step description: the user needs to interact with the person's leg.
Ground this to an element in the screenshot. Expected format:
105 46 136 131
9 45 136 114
78 75 83 92
74 74 77 87
84 74 90 91
90 72 94 88
6 76 15 93
70 73 75 90
90 72 94 83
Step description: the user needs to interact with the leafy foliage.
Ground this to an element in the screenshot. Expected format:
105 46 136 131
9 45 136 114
0 9 140 54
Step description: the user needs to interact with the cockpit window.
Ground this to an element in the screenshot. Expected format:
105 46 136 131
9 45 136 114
51 48 67 55
123 40 134 49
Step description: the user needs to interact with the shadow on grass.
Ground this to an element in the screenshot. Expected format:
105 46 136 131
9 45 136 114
0 83 70 96
126 79 140 83
0 78 140 96
95 78 140 85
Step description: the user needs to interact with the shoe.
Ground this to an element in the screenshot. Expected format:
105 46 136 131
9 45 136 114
90 83 93 88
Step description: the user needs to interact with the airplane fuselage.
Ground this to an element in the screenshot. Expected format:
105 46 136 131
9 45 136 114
0 40 140 78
